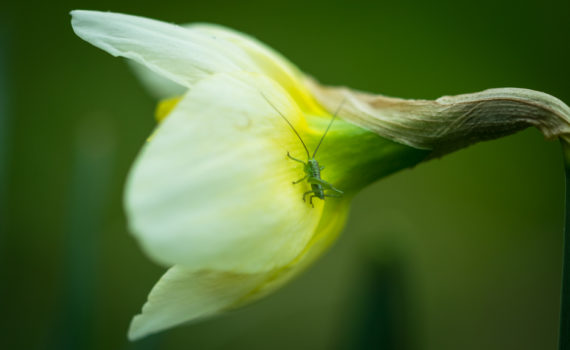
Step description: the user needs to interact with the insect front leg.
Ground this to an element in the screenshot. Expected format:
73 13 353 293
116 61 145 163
287 152 306 164
292 175 308 184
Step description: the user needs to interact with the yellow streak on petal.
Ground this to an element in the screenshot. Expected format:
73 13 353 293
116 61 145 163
227 200 350 309
155 96 182 123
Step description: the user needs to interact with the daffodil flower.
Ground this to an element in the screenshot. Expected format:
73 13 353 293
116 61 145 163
71 10 570 340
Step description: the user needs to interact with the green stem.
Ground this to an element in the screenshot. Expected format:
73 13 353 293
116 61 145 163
560 140 570 350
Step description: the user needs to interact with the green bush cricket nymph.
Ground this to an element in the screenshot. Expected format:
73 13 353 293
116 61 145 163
261 94 345 208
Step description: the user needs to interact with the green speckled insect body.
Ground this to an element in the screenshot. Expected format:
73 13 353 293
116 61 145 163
262 95 344 207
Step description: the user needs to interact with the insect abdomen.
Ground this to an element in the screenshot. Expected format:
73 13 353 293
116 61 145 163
307 159 324 199
311 183 325 199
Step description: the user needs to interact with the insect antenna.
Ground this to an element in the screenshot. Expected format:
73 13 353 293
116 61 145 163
312 98 347 158
261 93 310 159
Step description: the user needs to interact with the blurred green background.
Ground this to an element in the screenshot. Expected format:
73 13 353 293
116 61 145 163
2 0 570 349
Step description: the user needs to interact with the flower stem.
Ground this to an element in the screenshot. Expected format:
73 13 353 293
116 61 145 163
560 140 570 350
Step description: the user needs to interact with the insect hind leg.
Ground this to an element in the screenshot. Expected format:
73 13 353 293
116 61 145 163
303 190 315 202
327 186 343 195
308 177 343 194
309 195 317 208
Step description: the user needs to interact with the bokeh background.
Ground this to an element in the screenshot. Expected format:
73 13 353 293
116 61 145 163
2 0 570 349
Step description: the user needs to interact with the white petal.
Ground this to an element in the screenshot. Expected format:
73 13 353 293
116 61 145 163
186 23 313 107
124 21 305 101
128 61 186 100
70 10 262 88
128 200 351 340
125 72 323 272
128 266 267 340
